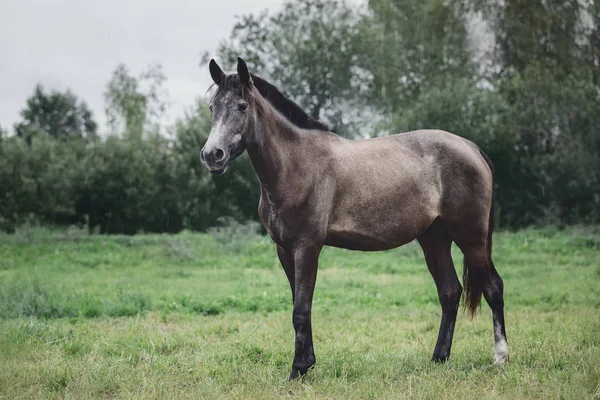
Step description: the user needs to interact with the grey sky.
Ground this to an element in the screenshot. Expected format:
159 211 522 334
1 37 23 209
0 0 285 133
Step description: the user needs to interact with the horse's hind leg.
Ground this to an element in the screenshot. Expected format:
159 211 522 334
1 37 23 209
483 261 509 364
448 225 509 365
418 219 462 362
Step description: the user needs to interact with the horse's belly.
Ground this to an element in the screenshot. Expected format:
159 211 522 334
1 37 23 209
324 230 407 251
325 213 434 251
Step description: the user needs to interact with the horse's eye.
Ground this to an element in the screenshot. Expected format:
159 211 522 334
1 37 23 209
209 105 213 113
238 102 248 112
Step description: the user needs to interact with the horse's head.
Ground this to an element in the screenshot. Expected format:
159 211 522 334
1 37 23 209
201 57 258 175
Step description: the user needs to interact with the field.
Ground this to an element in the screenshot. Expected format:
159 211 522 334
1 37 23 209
0 226 599 399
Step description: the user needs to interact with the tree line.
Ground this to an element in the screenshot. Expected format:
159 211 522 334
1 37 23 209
1 0 599 234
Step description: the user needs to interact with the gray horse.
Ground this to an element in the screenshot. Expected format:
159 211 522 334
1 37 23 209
201 58 509 380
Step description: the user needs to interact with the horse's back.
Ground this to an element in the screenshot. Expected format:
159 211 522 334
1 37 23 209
331 129 491 196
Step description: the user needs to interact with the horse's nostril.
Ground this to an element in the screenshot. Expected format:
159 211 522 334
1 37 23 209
214 148 225 161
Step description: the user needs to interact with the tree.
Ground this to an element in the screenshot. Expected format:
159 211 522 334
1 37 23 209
477 0 584 76
14 85 97 144
477 0 600 224
582 0 600 90
217 0 364 135
363 0 475 116
104 63 169 139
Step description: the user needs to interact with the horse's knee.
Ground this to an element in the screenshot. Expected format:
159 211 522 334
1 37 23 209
292 307 310 331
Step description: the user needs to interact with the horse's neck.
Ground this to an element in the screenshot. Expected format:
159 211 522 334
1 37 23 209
246 107 302 198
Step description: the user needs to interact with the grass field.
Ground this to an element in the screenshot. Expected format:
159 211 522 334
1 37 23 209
0 226 599 399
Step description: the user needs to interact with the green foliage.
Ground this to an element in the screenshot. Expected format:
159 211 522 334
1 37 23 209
0 135 87 232
366 0 600 226
0 95 260 234
75 135 183 234
492 64 600 225
364 0 474 112
477 0 585 76
14 85 97 143
207 217 263 254
218 0 364 135
104 63 168 138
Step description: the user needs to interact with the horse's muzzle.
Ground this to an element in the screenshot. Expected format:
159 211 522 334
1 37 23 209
200 146 229 175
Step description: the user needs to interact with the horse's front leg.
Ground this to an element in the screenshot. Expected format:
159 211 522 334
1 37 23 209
277 245 295 302
288 242 322 380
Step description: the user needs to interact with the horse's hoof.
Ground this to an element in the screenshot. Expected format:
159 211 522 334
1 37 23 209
288 368 304 381
288 370 299 381
288 362 315 381
494 352 509 365
432 355 449 363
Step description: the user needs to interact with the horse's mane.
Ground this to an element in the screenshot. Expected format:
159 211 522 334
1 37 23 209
250 74 331 132
212 73 331 132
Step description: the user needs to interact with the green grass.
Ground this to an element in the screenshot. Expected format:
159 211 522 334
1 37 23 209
0 226 599 399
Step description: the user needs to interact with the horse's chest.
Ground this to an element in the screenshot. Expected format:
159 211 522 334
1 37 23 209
258 195 311 247
258 196 289 246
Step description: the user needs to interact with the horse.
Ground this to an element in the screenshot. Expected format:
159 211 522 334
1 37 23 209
200 57 509 380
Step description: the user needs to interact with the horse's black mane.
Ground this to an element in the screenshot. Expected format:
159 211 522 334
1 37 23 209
212 73 330 132
250 74 331 132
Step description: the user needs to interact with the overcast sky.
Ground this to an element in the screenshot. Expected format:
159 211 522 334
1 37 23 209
0 0 286 133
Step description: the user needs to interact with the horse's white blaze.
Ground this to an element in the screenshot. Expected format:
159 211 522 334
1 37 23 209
494 324 509 364
205 117 226 152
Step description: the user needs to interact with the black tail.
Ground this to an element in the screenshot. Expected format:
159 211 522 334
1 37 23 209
463 148 495 317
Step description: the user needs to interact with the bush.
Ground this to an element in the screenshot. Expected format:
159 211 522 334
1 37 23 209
76 135 183 234
1 101 261 234
0 135 87 232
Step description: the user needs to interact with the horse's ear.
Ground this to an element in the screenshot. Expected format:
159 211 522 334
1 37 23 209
209 59 225 85
237 57 253 85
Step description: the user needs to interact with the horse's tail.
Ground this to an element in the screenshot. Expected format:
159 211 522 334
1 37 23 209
480 148 495 259
463 148 495 317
